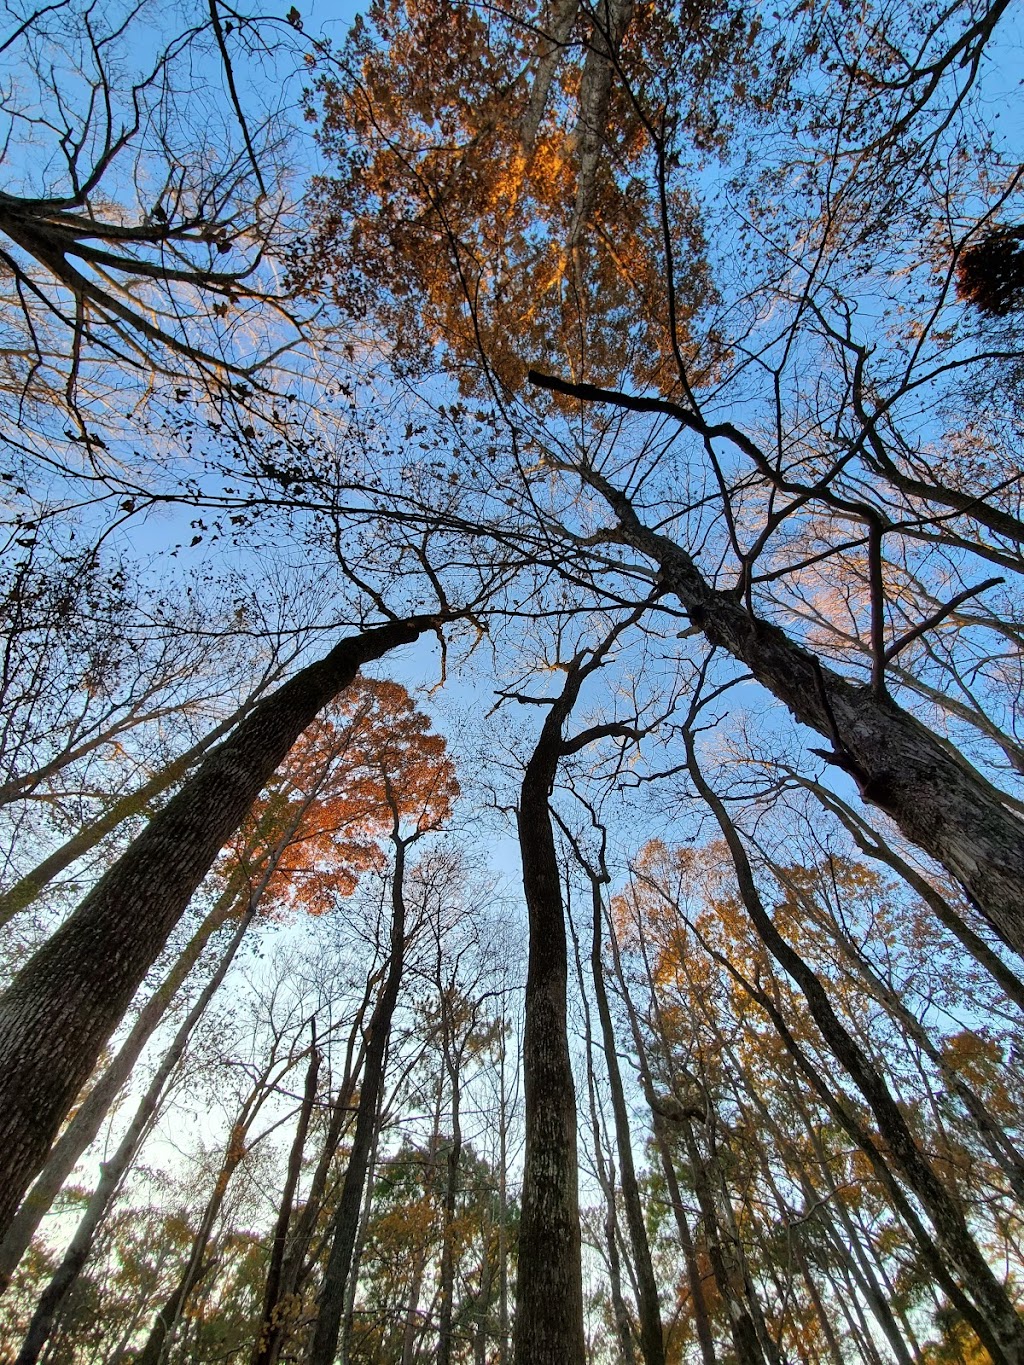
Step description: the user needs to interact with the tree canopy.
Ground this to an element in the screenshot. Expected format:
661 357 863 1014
1 0 1023 1360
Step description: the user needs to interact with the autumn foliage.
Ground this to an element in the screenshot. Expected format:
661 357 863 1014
219 677 458 917
299 0 759 391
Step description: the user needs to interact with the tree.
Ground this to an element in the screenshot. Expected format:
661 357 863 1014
0 612 453 1234
0 0 309 425
309 711 460 1364
3 0 1024 1355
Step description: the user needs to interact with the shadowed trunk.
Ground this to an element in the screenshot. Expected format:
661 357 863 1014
512 656 597 1365
0 615 435 1237
13 898 261 1365
604 890 718 1365
259 999 372 1365
251 1038 321 1365
0 876 243 1294
584 862 665 1365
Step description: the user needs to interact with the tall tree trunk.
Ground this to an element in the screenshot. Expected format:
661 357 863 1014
257 998 372 1365
13 898 261 1365
0 614 435 1236
738 946 966 1364
583 860 666 1365
731 1050 917 1365
771 857 1024 1202
497 1021 511 1365
680 1115 771 1365
308 825 413 1365
340 1083 387 1365
572 913 636 1365
437 1049 464 1365
511 651 601 1365
531 378 1024 957
604 895 718 1365
0 875 243 1295
684 740 1024 1362
134 1044 284 1365
654 1125 717 1365
251 1036 321 1365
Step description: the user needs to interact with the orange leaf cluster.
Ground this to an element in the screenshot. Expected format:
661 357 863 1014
218 677 458 918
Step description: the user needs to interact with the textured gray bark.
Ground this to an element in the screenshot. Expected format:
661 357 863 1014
0 878 241 1293
0 615 433 1236
520 0 582 150
13 901 258 1365
640 503 1024 959
567 0 635 248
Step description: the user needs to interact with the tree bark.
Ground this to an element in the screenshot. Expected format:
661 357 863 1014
133 1119 250 1365
0 876 242 1294
258 998 372 1365
0 615 434 1237
585 870 666 1365
251 1037 321 1365
13 898 260 1364
437 1044 464 1365
679 1114 771 1365
645 508 1024 958
604 894 718 1365
511 670 590 1365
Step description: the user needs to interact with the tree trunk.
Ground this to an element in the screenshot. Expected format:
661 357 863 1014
647 509 1024 957
794 775 1024 1010
134 1048 283 1365
0 615 433 1236
308 828 412 1365
773 858 1024 1202
251 1038 321 1365
258 999 372 1365
13 899 260 1364
654 1126 717 1365
604 895 718 1365
572 914 636 1365
511 678 589 1365
437 1052 463 1365
529 392 1024 958
586 870 666 1365
0 876 242 1294
685 739 1024 1362
680 1115 770 1365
